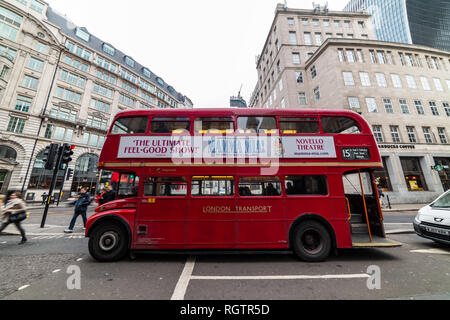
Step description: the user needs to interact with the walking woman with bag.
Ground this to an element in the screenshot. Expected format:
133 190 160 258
0 192 28 245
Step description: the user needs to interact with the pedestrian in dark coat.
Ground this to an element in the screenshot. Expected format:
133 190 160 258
101 185 116 204
64 188 90 233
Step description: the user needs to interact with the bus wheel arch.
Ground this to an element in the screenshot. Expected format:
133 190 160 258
289 214 336 262
87 216 132 262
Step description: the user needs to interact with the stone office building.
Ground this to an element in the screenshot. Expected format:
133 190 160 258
250 4 450 204
0 0 192 201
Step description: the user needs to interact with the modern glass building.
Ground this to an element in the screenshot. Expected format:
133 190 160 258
344 0 450 52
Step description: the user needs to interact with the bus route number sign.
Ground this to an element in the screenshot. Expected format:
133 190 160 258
342 148 371 161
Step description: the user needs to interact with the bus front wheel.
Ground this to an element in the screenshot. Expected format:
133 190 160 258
292 220 332 262
88 222 129 262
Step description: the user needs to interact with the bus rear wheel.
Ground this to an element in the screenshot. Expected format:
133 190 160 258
89 222 129 262
292 220 332 262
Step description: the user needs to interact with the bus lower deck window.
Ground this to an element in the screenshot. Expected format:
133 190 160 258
285 175 328 196
118 173 140 197
111 117 148 134
239 177 282 196
151 118 190 134
144 177 187 196
191 176 234 196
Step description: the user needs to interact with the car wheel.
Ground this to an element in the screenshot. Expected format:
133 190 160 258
292 220 332 262
88 222 129 262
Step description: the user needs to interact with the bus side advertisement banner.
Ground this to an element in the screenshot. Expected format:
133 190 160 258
117 136 337 159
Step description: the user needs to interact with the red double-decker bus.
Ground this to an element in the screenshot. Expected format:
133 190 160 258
86 108 401 262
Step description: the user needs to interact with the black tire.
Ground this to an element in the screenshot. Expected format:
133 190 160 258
88 222 129 262
292 220 332 262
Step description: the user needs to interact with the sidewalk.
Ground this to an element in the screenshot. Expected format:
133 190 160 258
382 203 426 213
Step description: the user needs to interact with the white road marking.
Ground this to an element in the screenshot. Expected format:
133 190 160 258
18 285 30 291
191 274 370 280
171 256 196 301
76 258 83 262
52 269 61 273
410 249 450 255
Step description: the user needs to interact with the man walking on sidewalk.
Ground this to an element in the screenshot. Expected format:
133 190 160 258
64 188 90 234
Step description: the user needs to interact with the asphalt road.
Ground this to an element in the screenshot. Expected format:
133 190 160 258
1 209 449 301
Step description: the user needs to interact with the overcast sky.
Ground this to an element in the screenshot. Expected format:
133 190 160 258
49 0 350 107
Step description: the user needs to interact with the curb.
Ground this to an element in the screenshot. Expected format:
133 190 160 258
386 229 415 235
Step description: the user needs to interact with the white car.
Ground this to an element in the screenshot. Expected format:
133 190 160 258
414 190 450 245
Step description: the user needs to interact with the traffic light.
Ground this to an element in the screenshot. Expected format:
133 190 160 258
61 144 75 165
43 143 59 170
66 168 74 181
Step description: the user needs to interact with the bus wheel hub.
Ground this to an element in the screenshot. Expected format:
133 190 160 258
99 231 118 251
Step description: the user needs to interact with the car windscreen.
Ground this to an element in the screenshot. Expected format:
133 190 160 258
431 192 450 208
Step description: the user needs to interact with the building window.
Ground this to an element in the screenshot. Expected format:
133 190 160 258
6 117 25 133
90 98 110 113
433 78 443 91
406 75 417 89
420 77 431 90
279 79 283 91
315 33 322 45
28 57 44 71
444 102 450 116
438 128 448 144
0 6 22 40
348 97 360 113
119 93 135 107
22 75 38 90
374 157 393 191
358 21 365 29
287 17 294 25
372 125 384 143
356 50 364 63
359 72 371 87
390 126 401 143
344 20 351 28
289 31 297 45
401 157 428 191
377 51 386 64
338 49 345 62
302 18 309 26
414 100 425 115
124 56 135 68
56 87 81 104
30 0 44 13
400 157 428 191
366 97 378 113
49 105 77 122
423 127 434 144
310 66 317 79
14 95 33 113
446 79 450 91
312 19 319 26
93 83 113 99
323 20 330 27
406 127 417 143
303 32 312 45
102 43 115 56
96 70 116 85
343 72 355 86
75 28 90 42
375 73 387 87
346 49 355 63
96 56 117 73
429 101 440 116
391 74 402 88
298 92 307 105
0 65 9 79
313 86 320 101
383 98 394 113
399 99 410 114
87 115 108 130
36 42 47 53
60 70 85 88
369 50 377 63
296 71 303 83
334 20 340 27
292 53 300 64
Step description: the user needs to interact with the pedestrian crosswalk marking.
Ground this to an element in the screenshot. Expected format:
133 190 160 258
410 249 450 255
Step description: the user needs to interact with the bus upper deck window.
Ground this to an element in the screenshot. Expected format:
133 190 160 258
237 117 277 134
321 117 361 134
151 117 190 134
111 117 148 135
194 117 234 134
280 117 319 134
